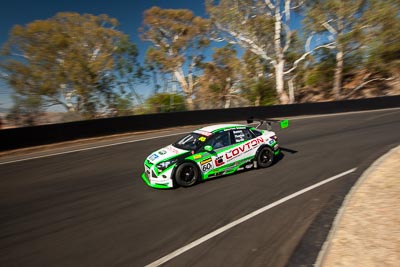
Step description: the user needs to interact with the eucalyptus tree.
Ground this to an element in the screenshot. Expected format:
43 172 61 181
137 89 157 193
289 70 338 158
304 0 372 99
352 0 400 97
239 50 276 106
200 44 242 108
0 12 141 117
207 0 335 104
140 7 210 110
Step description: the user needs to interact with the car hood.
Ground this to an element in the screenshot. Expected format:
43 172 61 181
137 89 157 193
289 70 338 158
146 144 188 164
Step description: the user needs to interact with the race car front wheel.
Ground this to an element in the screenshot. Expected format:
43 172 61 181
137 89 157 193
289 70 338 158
175 162 199 187
257 146 274 168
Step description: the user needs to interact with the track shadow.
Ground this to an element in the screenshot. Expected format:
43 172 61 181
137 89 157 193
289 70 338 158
280 147 298 154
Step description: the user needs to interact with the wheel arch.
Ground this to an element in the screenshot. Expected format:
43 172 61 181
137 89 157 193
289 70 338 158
172 160 202 187
255 144 272 157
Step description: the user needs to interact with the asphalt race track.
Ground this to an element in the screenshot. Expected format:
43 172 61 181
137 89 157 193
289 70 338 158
1 108 399 267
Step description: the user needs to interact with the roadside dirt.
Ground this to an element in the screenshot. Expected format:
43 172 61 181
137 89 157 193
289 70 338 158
317 146 400 267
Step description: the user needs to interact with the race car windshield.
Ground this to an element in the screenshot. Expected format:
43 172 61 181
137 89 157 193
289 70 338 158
173 133 207 151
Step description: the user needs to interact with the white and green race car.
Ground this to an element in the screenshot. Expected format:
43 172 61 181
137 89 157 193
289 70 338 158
141 118 288 189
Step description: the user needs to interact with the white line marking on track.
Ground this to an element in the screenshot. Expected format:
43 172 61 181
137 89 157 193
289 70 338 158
145 168 357 267
0 132 187 165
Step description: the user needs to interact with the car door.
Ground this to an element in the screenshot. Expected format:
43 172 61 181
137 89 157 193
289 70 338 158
213 131 234 167
197 131 233 177
223 128 256 165
208 129 255 170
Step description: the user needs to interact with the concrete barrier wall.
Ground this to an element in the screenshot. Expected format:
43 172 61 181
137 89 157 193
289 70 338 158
1 95 399 152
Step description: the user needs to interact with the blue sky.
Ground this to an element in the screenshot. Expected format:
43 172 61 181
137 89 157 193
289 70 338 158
0 0 208 111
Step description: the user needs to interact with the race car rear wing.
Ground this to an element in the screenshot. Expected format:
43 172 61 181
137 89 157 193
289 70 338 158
247 117 289 130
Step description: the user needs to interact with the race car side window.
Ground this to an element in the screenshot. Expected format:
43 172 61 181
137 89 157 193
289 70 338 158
232 129 253 144
207 132 232 150
250 128 263 137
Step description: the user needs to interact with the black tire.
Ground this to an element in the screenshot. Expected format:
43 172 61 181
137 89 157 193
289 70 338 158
175 162 199 187
257 146 274 168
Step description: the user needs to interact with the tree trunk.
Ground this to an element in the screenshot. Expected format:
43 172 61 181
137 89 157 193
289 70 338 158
334 11 345 100
65 92 75 112
333 44 344 100
274 4 289 105
61 84 76 112
173 69 195 110
224 96 231 109
224 81 232 109
185 97 194 110
288 76 296 104
275 60 290 104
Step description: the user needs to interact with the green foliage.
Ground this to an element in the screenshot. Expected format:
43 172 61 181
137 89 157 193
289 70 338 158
304 49 336 89
107 94 135 116
6 95 43 126
198 44 241 108
304 0 399 98
363 0 400 74
206 0 276 60
140 7 210 70
140 7 210 110
241 50 271 78
207 0 310 104
240 77 277 106
145 93 186 113
239 50 276 105
0 12 143 118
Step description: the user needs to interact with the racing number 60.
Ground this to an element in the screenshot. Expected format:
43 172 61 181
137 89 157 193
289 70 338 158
201 163 212 172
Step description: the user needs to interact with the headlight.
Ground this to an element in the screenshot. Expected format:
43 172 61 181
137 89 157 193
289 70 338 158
156 158 178 172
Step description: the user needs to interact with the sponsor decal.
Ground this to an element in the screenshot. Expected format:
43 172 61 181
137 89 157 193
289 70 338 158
200 158 213 172
166 146 179 154
200 158 212 165
222 126 245 132
234 131 245 142
225 137 264 160
201 162 213 172
268 139 275 145
199 136 207 142
193 154 202 160
149 153 159 161
194 130 212 137
158 150 167 155
235 136 244 142
215 156 225 167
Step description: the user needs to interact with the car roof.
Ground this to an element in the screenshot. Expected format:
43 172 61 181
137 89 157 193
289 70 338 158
196 124 248 134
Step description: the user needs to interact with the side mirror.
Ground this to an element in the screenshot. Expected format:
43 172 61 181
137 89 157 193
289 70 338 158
204 145 213 152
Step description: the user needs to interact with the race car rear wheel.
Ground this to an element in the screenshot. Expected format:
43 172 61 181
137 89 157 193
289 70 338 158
257 146 274 168
175 162 199 187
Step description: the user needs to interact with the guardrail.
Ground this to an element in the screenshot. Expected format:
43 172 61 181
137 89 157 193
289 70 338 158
1 95 399 152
